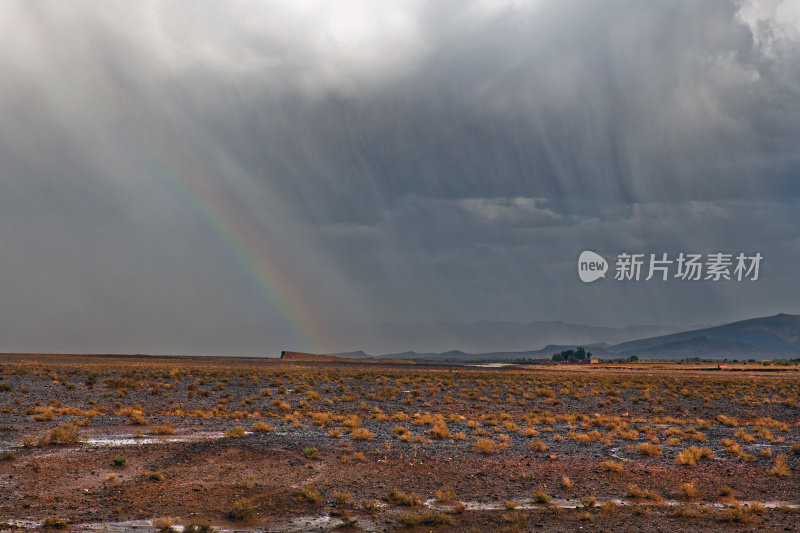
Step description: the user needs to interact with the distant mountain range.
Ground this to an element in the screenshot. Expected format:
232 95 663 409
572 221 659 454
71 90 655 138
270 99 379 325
332 313 800 361
331 320 699 354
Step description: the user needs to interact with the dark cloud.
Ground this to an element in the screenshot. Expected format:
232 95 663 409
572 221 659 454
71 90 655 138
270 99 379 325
0 1 798 354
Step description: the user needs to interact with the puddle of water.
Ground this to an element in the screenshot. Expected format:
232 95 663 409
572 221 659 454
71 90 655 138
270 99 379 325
85 432 225 447
0 519 40 529
3 500 798 533
423 497 800 512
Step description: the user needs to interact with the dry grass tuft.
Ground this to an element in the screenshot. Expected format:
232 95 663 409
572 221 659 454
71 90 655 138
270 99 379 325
297 484 322 504
434 486 456 502
388 489 420 506
251 421 274 432
770 454 790 477
676 446 713 466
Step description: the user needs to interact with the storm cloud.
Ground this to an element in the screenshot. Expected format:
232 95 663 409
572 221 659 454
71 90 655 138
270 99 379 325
1 0 799 354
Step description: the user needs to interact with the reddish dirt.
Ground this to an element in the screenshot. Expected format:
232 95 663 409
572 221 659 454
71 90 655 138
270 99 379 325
0 354 798 532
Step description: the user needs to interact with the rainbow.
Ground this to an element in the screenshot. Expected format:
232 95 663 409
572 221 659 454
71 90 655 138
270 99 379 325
116 119 326 354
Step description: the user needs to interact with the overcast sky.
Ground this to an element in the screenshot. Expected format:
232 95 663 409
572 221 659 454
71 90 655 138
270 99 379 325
1 0 799 355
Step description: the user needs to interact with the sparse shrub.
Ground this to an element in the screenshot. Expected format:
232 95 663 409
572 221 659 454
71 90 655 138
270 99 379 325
581 496 597 508
148 471 164 482
770 454 790 477
128 413 149 426
678 481 701 501
599 501 620 516
112 456 127 466
298 484 322 504
42 518 67 529
33 408 55 421
227 499 254 521
337 515 358 528
561 476 573 489
626 484 662 502
149 422 175 435
251 421 274 432
184 524 216 533
334 491 353 506
637 443 662 456
716 507 749 523
716 414 739 427
397 512 452 527
428 420 451 439
602 460 624 473
717 485 735 499
226 425 246 438
350 427 374 441
474 438 497 454
791 442 800 455
303 446 319 459
35 422 81 446
388 489 419 506
676 446 713 466
528 439 547 452
361 498 379 512
676 504 711 519
531 489 550 504
154 517 177 533
435 487 455 502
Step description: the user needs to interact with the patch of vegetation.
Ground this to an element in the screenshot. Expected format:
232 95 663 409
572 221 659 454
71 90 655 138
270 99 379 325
528 439 547 452
112 456 127 466
677 481 701 501
227 499 255 521
626 484 662 502
226 426 246 438
676 446 713 466
350 427 374 440
154 518 177 533
149 422 175 435
298 484 322 504
303 446 319 459
29 422 81 447
396 512 453 527
637 443 662 456
428 420 451 439
770 454 790 477
333 491 354 506
184 524 216 533
434 487 455 502
531 489 550 504
602 460 624 473
388 489 420 506
251 421 274 432
361 499 379 513
42 518 67 529
474 438 497 454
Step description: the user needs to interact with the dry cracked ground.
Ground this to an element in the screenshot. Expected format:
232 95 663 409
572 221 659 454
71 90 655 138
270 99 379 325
0 354 798 532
